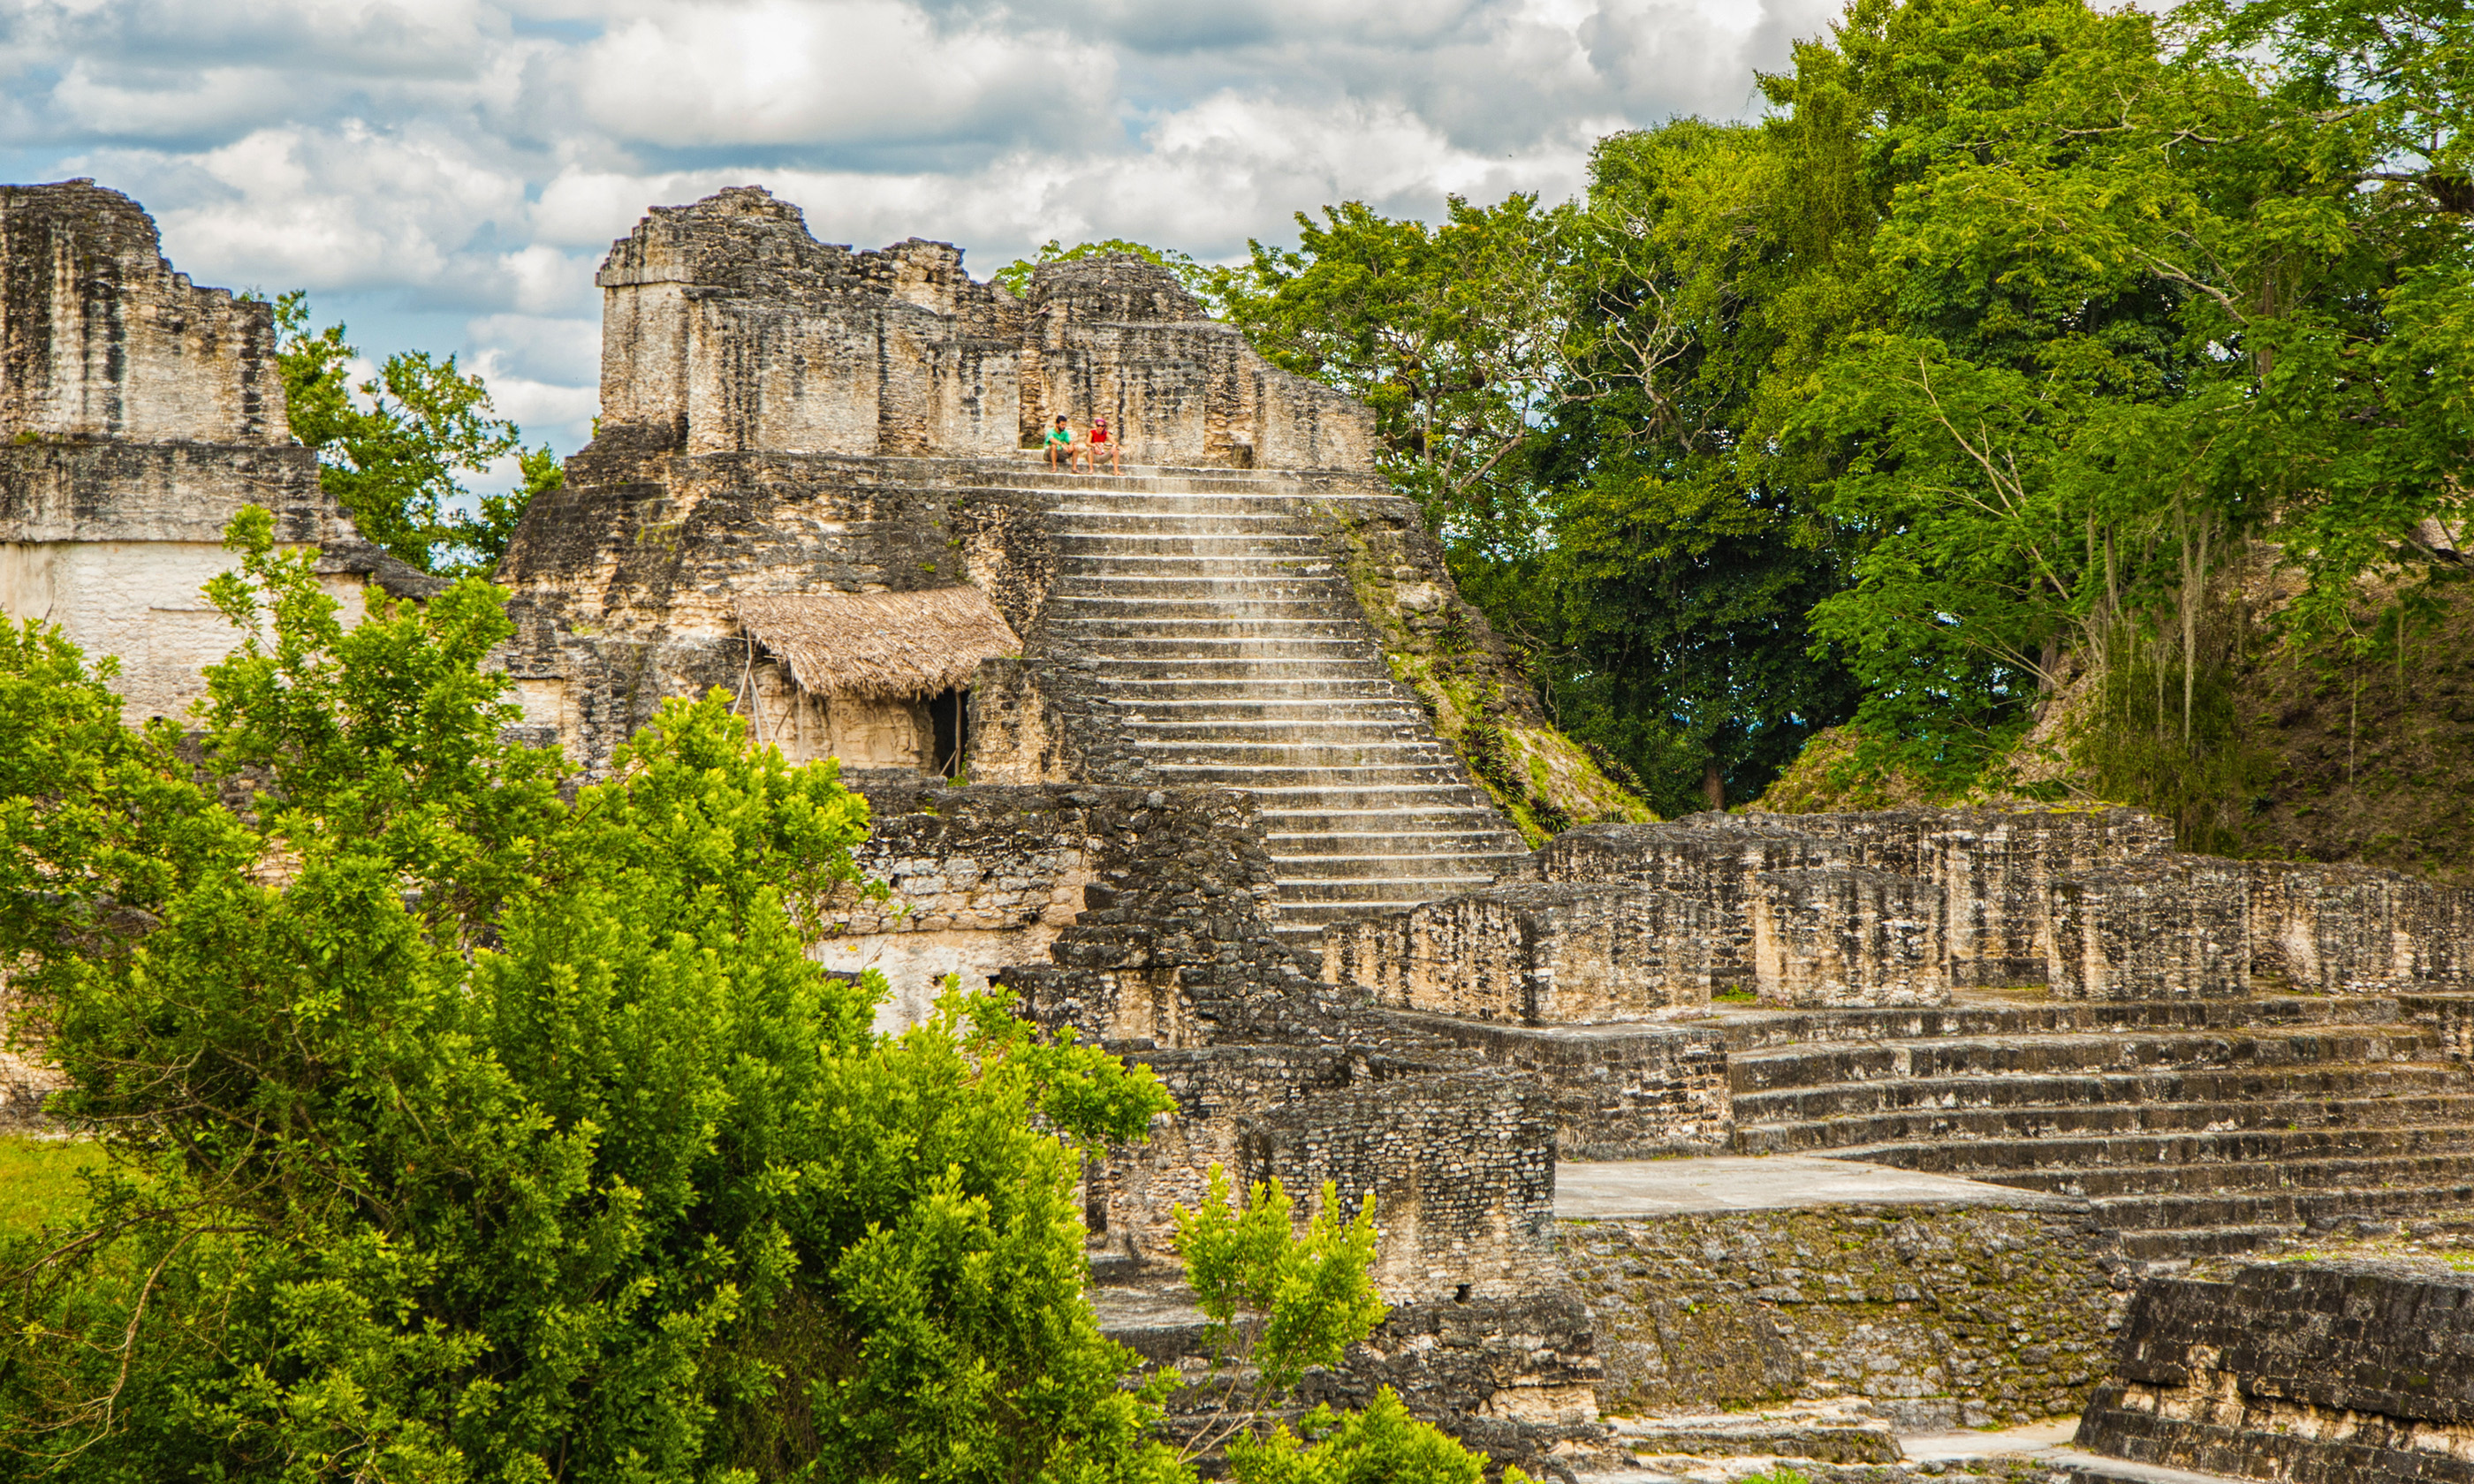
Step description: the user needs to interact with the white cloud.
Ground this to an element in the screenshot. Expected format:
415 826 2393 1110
4 0 1841 453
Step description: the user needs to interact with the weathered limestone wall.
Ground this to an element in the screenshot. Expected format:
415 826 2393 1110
1566 1201 2127 1430
2077 1259 2474 1482
1321 883 1720 1023
1377 1013 1732 1159
590 187 1372 469
0 182 389 724
1241 1071 1558 1299
835 779 1558 1306
1100 1274 1606 1477
2 181 287 443
1344 807 2474 1016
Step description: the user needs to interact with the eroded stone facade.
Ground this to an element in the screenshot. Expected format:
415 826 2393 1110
0 181 410 723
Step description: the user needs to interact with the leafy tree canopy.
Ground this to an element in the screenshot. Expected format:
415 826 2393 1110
0 514 1519 1480
0 511 1180 1481
270 292 565 578
1210 0 2474 829
994 239 1220 311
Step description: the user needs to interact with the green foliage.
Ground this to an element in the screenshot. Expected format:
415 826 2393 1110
1169 1170 1511 1479
1226 1388 1527 1484
1213 195 1571 558
0 511 1182 1481
270 292 563 578
0 1140 107 1243
994 238 1220 310
1220 0 2474 831
1174 1170 1386 1398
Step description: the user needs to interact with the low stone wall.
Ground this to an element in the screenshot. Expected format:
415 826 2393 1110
1750 868 1946 1007
1563 1202 2126 1431
1515 808 2474 1004
1241 1070 1558 1301
1380 1012 1731 1159
1322 884 1719 1022
2046 859 2252 1000
2076 1258 2474 1483
1095 1274 1606 1479
1084 1041 1360 1259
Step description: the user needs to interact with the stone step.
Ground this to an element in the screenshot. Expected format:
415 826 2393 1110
1017 468 1522 945
1047 511 1312 531
2106 1225 2296 1262
1120 720 1432 741
1107 697 1427 721
1046 596 1348 619
1082 661 1397 685
1045 613 1362 635
1733 1063 2473 1124
1717 996 2417 1050
1729 1031 2434 1092
1135 739 1462 765
1074 637 1381 660
1085 673 1402 693
1264 829 1530 856
2082 1177 2474 1232
1270 897 1474 925
1830 1124 2474 1180
1271 875 1504 903
2042 1448 2268 1484
1052 531 1324 552
1737 1090 2474 1155
1992 1147 2474 1199
1066 573 1345 593
1267 849 1527 876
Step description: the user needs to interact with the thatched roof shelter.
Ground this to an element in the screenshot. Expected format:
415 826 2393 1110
736 588 1021 700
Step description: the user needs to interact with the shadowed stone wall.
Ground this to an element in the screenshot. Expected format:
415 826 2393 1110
2078 1258 2474 1482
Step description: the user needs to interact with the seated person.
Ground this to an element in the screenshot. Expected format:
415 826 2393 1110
1044 414 1075 469
1078 414 1120 474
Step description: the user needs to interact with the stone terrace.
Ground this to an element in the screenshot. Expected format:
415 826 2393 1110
1327 806 2474 1261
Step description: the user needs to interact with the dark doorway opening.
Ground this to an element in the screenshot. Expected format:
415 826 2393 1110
930 687 968 778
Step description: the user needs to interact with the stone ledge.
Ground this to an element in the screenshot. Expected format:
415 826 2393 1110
1557 1156 2090 1220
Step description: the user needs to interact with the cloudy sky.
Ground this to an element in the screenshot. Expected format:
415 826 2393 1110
1 0 1840 465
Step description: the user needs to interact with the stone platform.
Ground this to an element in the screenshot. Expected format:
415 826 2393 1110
1557 1154 2086 1218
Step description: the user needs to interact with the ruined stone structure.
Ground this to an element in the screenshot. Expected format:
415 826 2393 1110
21 178 2474 1483
2077 1256 2474 1483
0 181 415 723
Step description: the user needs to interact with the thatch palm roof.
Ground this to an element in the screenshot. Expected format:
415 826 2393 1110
736 588 1021 700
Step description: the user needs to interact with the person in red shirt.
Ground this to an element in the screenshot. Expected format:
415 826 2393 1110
1078 413 1120 475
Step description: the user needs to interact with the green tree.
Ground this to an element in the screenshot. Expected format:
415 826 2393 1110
272 292 565 578
0 511 1180 1481
0 521 1522 1480
1212 196 1573 564
1171 1170 1524 1483
994 238 1221 311
1529 119 1865 813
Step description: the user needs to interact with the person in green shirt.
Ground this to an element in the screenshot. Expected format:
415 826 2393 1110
1044 414 1075 469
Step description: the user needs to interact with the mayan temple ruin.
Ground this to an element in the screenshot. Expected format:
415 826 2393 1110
13 178 2474 1483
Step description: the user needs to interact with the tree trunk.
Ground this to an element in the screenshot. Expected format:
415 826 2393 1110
1701 761 1726 813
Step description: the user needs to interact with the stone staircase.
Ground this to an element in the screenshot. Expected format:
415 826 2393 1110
1722 995 2474 1259
1013 466 1529 949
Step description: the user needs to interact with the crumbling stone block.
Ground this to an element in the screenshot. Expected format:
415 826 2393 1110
1565 1202 2124 1430
1321 882 1719 1024
2047 859 2252 998
2247 859 2474 993
1240 1070 1557 1301
1749 867 1947 1008
2077 1259 2474 1482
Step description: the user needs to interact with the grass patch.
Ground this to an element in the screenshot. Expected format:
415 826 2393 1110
0 1136 102 1239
